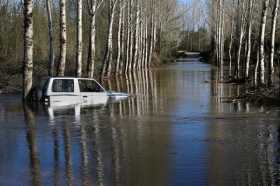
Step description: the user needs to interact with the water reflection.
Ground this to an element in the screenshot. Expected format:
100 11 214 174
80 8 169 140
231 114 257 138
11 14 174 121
23 104 42 186
0 61 280 186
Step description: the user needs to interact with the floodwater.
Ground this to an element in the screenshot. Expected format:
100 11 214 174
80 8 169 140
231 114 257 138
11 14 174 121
1 58 280 186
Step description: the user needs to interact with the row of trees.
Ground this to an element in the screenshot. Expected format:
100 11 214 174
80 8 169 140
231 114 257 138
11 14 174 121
16 0 184 100
210 0 280 87
179 0 209 52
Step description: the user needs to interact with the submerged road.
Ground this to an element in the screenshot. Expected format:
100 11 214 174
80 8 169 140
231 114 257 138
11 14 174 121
0 57 280 186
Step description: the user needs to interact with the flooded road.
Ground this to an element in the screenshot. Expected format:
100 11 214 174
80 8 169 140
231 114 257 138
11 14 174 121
1 58 280 186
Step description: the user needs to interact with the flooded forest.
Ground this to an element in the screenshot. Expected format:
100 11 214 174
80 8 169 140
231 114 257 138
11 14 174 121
1 0 280 186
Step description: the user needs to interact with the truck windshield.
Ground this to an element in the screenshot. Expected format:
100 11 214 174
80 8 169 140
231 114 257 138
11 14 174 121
78 80 104 92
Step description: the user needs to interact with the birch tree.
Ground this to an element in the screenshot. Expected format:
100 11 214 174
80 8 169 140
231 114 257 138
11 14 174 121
76 0 83 77
46 0 54 77
259 0 269 85
102 0 119 77
23 0 33 100
228 9 234 77
235 0 246 79
57 0 67 76
133 0 140 70
116 0 125 74
125 0 131 73
245 0 254 80
87 0 104 78
128 0 134 71
268 0 279 86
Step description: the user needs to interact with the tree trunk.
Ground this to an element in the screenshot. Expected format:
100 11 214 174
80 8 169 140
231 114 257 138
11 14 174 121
23 0 33 101
120 3 126 72
125 0 132 73
245 0 254 80
228 16 234 78
148 0 155 68
254 50 260 87
259 0 269 85
128 0 134 72
268 0 279 86
219 0 225 80
235 0 245 79
46 0 54 77
87 10 96 78
57 0 67 77
144 15 149 70
76 0 83 77
116 0 124 74
102 0 118 77
133 0 140 70
138 5 143 70
87 0 104 78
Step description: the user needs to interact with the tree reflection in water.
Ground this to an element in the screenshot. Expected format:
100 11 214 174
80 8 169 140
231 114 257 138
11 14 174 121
23 104 42 186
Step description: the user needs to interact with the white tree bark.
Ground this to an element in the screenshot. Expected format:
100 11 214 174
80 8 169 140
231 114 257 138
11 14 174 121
128 0 134 72
87 0 104 78
259 0 269 85
268 0 279 85
57 0 67 77
120 2 126 72
148 0 155 68
23 0 33 100
228 14 234 78
116 0 124 74
219 0 225 80
245 0 254 79
102 0 119 77
125 0 131 73
133 0 140 70
235 0 246 79
254 50 260 86
76 0 83 77
46 0 54 77
144 15 149 70
138 4 143 70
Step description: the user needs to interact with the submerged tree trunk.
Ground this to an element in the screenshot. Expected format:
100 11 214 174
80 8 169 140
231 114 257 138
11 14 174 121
254 50 260 87
125 0 131 73
102 0 118 77
23 0 34 100
245 0 254 80
46 0 54 77
87 0 104 78
228 16 234 78
116 0 124 74
268 0 279 86
259 0 269 85
235 0 246 79
57 0 67 76
128 0 134 71
76 0 83 77
148 0 155 68
133 0 140 70
219 0 225 80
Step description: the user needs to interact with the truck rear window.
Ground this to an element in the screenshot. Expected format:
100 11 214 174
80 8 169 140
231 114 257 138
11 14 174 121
52 79 74 92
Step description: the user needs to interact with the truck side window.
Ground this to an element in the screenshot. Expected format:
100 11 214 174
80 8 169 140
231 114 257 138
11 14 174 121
79 80 104 92
52 79 74 92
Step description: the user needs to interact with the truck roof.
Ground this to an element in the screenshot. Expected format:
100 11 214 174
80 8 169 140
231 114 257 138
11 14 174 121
48 77 99 80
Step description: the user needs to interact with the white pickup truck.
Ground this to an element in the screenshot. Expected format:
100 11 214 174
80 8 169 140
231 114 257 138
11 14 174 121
42 77 128 107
